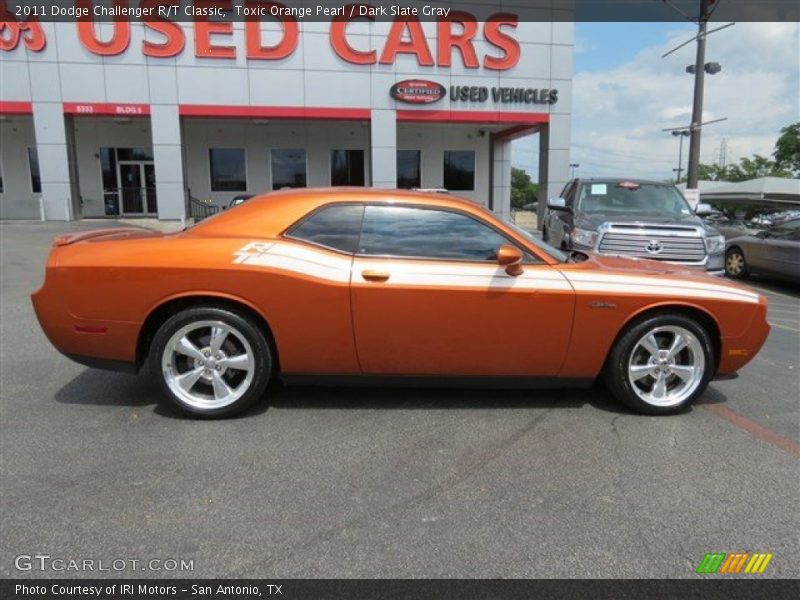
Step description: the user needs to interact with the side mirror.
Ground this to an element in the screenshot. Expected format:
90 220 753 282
497 244 524 277
695 202 713 216
547 197 570 211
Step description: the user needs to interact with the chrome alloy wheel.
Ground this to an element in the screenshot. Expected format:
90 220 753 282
627 325 705 408
162 320 255 410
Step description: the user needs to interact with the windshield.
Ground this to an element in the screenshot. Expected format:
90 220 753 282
503 218 569 263
576 182 694 218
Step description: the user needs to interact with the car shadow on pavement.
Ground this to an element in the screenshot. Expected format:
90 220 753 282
742 277 800 298
54 367 730 419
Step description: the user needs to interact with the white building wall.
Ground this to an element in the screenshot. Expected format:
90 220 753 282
0 118 39 220
182 119 372 203
72 117 152 217
0 19 573 222
397 124 491 205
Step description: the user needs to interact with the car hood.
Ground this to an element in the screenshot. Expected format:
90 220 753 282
574 211 705 230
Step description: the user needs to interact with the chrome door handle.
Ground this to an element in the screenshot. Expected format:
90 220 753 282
361 270 390 282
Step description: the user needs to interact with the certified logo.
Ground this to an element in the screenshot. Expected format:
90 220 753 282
646 240 663 254
390 79 446 104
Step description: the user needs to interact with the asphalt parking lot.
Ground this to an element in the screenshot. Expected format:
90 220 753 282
1 220 798 579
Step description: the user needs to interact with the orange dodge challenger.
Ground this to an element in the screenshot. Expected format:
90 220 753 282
32 188 769 417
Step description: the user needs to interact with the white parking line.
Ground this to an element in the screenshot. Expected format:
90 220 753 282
769 321 800 334
746 284 800 303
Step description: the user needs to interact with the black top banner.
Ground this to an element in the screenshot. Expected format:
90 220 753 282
2 0 799 22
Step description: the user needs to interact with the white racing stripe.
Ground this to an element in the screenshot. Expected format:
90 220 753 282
230 241 761 302
233 241 352 283
355 259 572 291
566 272 761 304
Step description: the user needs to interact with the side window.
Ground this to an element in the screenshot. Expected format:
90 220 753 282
562 181 576 206
359 205 513 261
287 204 364 254
770 220 800 239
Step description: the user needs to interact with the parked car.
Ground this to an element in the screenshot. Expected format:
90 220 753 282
32 188 769 418
725 218 800 282
226 194 254 209
543 178 725 275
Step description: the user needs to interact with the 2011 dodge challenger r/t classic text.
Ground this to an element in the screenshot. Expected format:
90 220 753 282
32 188 770 417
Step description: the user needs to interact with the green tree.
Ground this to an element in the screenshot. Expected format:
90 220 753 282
686 154 791 183
773 122 800 176
726 154 791 181
510 167 539 209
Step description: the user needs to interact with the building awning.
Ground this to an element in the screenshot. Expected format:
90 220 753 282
700 177 800 206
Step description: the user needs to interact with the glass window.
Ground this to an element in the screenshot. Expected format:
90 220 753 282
99 148 117 190
209 148 247 192
770 219 800 238
116 147 153 161
443 150 475 191
359 205 511 261
28 148 41 194
331 150 365 186
271 149 307 190
287 204 364 254
397 150 421 189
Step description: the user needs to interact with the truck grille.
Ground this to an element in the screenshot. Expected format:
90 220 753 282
598 225 707 263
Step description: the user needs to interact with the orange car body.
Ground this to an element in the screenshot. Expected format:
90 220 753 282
32 188 769 384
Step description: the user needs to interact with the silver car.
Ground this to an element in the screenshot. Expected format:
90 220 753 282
725 218 800 282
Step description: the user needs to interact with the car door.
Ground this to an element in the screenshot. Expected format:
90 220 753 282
349 204 575 377
758 221 800 279
548 180 576 248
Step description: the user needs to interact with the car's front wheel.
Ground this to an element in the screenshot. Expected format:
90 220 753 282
725 247 748 278
149 306 272 417
604 313 714 415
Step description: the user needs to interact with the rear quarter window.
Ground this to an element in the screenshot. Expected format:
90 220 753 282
286 204 364 254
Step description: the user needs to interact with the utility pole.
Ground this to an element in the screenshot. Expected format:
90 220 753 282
672 130 690 181
687 0 711 188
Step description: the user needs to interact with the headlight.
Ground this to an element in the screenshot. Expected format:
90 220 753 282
570 228 598 248
704 235 725 254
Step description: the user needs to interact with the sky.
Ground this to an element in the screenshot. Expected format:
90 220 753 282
512 21 800 182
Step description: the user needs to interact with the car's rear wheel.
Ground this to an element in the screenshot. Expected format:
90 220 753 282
604 313 714 415
149 306 272 417
725 247 748 278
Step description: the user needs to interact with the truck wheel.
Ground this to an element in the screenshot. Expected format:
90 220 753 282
604 313 714 415
149 306 272 418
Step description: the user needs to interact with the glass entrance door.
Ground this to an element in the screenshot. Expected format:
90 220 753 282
144 163 157 214
117 161 156 216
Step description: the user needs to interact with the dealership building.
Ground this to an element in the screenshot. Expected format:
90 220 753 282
0 11 573 222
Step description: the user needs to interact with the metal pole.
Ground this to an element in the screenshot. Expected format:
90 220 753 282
677 134 685 180
687 0 710 188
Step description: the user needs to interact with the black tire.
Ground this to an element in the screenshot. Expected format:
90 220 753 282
149 306 272 418
725 247 748 279
604 312 714 415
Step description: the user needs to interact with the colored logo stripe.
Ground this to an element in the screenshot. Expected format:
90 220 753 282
696 552 773 574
